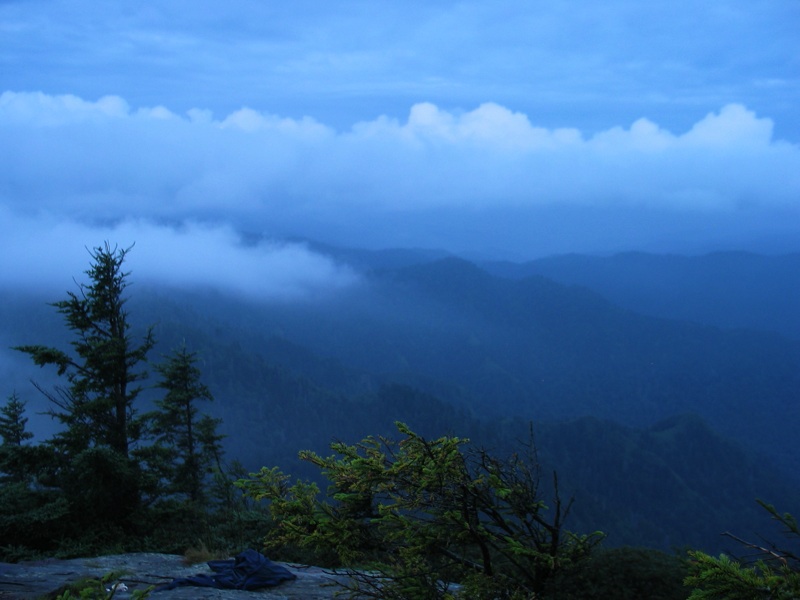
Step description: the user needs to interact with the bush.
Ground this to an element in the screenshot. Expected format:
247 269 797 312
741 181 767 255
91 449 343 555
240 422 604 599
545 546 688 599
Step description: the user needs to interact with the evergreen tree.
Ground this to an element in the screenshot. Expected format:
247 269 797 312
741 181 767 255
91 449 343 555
0 392 34 483
15 242 154 524
0 392 70 555
0 392 33 447
144 344 224 504
15 242 154 457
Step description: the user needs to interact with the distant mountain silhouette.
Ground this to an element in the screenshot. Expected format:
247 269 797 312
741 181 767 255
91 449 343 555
483 251 800 340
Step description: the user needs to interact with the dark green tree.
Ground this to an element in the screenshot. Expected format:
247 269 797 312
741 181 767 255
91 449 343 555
546 546 688 599
143 344 224 504
14 242 154 524
0 392 70 557
0 392 33 447
0 392 36 484
240 422 603 599
15 242 154 458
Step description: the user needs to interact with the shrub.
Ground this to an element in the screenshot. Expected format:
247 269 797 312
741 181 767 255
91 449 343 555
240 422 603 599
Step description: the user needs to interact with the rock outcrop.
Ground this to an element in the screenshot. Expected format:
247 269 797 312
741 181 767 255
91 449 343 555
0 553 352 599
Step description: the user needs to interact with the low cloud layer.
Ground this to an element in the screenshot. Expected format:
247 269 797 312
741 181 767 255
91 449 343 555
1 91 799 281
3 93 796 211
0 206 357 300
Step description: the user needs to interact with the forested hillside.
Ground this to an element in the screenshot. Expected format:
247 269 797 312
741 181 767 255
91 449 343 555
2 247 798 557
146 254 800 474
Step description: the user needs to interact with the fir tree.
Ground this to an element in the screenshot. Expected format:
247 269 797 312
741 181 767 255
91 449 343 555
145 344 224 504
0 392 35 483
15 242 154 458
15 242 154 524
0 392 33 447
0 392 70 554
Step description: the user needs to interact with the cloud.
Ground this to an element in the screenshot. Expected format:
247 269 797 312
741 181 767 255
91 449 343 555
0 91 798 259
0 91 131 125
0 206 358 300
681 104 774 147
3 0 798 142
121 220 359 300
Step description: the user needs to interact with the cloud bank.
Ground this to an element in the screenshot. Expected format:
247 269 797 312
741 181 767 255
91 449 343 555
1 91 799 283
0 206 357 301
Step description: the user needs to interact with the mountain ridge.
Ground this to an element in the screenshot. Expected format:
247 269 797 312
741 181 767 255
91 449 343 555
482 250 800 340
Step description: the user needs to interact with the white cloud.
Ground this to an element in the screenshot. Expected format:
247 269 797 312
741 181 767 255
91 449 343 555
683 104 774 147
118 220 358 300
0 91 129 126
0 207 357 300
0 91 798 259
334 101 799 211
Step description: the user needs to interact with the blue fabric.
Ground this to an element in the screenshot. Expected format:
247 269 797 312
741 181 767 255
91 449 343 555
157 549 296 591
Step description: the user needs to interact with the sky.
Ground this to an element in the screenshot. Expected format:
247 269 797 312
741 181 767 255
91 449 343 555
1 0 799 298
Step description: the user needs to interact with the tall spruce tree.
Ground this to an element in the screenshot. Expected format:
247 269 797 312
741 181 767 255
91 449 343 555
0 392 33 448
0 392 34 483
15 243 154 458
146 344 224 504
15 242 154 524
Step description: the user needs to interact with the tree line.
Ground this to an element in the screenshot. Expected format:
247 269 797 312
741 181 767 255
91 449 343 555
0 243 256 558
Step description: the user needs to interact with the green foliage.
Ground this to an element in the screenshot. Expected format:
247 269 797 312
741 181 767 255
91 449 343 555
240 422 603 599
124 476 272 558
0 392 40 485
137 343 224 504
0 481 70 554
545 546 688 599
685 502 800 599
64 447 141 525
15 242 154 459
0 392 33 447
50 571 153 599
12 243 156 538
684 552 800 599
0 394 74 554
3 242 242 559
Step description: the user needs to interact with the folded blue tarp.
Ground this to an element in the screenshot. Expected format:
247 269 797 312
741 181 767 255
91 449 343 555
157 549 297 591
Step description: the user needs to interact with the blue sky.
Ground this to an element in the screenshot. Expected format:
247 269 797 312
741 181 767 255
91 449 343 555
1 0 799 295
3 1 798 136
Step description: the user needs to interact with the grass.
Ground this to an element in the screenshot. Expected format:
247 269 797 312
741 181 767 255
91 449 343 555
182 541 228 565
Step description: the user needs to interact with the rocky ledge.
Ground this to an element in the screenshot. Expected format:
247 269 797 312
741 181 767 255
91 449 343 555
0 553 353 599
